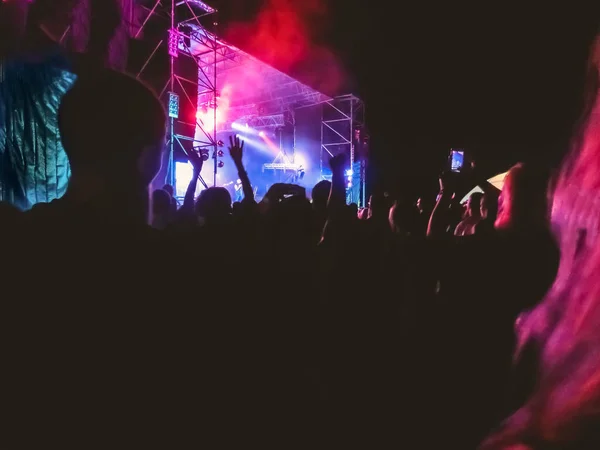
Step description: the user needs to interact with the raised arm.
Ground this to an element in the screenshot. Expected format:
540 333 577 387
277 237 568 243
228 136 255 202
427 173 454 237
327 153 348 215
180 151 203 214
319 154 350 245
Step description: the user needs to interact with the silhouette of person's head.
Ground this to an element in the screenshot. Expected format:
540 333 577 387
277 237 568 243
495 163 549 231
481 192 498 222
58 69 166 223
368 193 390 220
271 194 313 248
311 180 331 212
466 192 484 218
389 200 420 235
162 184 175 197
195 187 231 223
0 201 21 228
152 189 171 216
348 203 358 218
59 69 166 189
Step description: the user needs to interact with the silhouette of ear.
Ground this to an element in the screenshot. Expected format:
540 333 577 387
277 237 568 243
138 141 165 185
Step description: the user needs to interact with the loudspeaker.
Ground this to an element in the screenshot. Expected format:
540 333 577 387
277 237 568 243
127 34 199 162
172 53 199 160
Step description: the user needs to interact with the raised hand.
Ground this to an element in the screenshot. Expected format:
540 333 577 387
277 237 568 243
329 153 347 174
438 171 459 194
264 183 287 202
228 135 244 166
187 149 204 174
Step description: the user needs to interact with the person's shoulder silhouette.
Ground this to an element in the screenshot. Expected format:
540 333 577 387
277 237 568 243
3 67 203 448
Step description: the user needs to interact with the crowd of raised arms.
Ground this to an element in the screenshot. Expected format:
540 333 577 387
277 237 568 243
3 35 600 449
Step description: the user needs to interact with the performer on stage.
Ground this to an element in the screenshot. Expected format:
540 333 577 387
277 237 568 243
234 178 243 202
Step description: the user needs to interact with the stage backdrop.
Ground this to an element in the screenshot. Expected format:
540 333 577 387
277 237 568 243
0 56 76 210
0 0 136 209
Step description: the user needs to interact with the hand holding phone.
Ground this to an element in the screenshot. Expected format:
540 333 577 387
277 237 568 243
449 149 465 172
282 184 306 198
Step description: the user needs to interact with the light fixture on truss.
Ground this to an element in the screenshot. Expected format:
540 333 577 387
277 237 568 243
176 0 216 13
168 28 179 58
168 92 179 118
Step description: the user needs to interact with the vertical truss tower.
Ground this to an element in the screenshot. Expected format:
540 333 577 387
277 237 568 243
137 0 219 188
321 94 367 206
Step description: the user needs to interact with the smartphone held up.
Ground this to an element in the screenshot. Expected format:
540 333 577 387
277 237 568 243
449 149 465 173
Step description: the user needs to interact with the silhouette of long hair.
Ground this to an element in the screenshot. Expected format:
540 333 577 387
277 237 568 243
481 34 600 450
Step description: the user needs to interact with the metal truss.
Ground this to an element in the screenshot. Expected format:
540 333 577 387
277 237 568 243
182 23 331 125
320 94 367 206
135 0 340 189
262 151 303 184
136 0 219 188
220 113 285 132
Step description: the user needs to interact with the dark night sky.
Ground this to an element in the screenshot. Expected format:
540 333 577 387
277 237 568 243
210 1 600 196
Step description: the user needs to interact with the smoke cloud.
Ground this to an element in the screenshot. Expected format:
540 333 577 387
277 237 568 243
224 0 347 96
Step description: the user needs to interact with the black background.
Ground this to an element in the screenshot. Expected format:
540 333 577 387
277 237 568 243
208 1 600 198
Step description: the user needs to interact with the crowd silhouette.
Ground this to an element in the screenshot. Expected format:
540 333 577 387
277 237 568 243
3 27 600 450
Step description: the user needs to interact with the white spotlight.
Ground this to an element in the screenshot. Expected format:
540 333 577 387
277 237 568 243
294 153 306 169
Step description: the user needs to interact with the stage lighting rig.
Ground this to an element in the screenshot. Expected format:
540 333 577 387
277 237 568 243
218 160 224 168
168 92 179 118
176 0 216 14
179 25 192 48
168 28 179 58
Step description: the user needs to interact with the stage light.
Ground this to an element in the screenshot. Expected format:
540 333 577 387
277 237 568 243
199 149 210 161
168 92 179 119
184 0 216 14
179 25 192 48
168 28 179 58
258 131 265 137
218 160 224 168
245 123 249 129
346 168 353 182
175 162 203 198
294 153 306 169
217 149 224 157
217 140 224 147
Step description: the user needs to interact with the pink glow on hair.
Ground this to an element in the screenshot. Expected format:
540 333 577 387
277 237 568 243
481 34 600 449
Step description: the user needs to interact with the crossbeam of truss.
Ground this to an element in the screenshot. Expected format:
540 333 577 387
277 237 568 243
321 94 367 206
133 0 345 190
220 114 285 132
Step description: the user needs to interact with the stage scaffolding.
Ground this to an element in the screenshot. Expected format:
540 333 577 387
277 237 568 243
136 0 219 188
134 0 366 200
321 94 367 206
